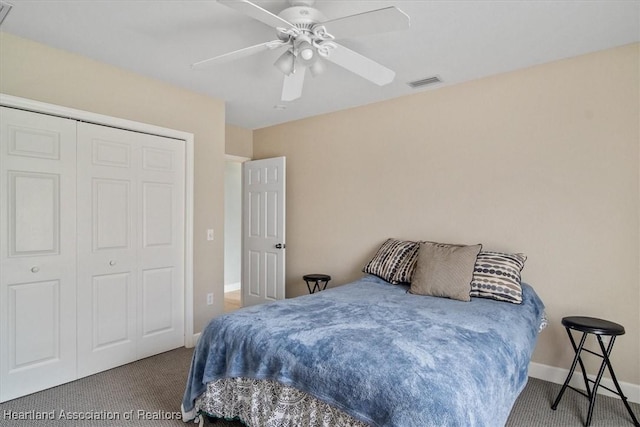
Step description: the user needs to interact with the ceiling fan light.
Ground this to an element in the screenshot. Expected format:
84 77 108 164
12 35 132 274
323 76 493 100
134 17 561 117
274 50 295 76
301 48 313 61
309 59 325 77
297 41 314 61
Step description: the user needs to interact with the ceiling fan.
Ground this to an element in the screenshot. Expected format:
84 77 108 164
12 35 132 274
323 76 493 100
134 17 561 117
193 0 410 102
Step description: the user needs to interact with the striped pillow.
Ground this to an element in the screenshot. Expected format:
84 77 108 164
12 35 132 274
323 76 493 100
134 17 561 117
363 239 418 284
470 251 527 304
392 243 419 284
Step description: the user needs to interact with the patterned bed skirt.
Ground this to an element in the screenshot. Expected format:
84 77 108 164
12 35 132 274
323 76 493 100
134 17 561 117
194 377 369 427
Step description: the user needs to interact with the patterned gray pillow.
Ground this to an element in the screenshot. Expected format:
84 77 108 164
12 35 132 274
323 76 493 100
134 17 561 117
470 251 527 304
362 238 418 284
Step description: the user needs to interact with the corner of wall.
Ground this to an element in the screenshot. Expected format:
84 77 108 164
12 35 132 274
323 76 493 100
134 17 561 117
225 124 253 159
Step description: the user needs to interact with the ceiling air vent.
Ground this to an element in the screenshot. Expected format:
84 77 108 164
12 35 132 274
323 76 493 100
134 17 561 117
0 1 13 26
407 76 442 89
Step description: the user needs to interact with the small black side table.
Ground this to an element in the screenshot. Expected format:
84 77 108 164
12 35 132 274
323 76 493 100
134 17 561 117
303 274 331 294
551 316 639 427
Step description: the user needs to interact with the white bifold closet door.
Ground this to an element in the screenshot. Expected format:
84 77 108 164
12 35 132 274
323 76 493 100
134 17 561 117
1 107 186 401
0 107 78 401
76 123 185 378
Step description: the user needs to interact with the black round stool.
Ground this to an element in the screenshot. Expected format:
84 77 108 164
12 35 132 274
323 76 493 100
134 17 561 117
551 316 639 427
303 274 331 294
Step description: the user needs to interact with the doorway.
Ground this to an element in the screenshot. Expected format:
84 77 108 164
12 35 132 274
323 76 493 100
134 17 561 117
224 155 248 312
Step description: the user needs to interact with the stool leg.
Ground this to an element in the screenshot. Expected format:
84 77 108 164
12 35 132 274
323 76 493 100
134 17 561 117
305 280 313 294
571 330 593 400
552 330 589 410
596 336 640 427
312 280 320 293
584 335 614 427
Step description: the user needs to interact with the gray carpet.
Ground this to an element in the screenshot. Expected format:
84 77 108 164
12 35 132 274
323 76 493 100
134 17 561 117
0 347 638 426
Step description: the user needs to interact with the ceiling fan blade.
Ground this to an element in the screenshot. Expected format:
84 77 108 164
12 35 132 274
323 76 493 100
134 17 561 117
322 6 410 40
192 40 286 68
281 66 306 102
325 43 395 86
218 0 295 29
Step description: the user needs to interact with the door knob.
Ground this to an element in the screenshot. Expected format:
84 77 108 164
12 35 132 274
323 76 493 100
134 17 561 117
31 266 39 273
109 260 116 266
275 243 285 249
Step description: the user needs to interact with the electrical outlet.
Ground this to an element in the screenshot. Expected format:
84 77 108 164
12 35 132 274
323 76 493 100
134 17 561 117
206 293 213 305
207 229 214 241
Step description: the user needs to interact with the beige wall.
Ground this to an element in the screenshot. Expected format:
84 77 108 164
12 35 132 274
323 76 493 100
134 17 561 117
225 124 253 158
0 32 226 333
254 44 640 384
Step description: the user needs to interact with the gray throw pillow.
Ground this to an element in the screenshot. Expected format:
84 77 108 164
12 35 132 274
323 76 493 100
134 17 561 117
409 241 482 301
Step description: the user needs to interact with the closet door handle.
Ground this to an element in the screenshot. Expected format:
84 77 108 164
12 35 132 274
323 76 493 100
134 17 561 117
31 266 40 273
109 260 116 267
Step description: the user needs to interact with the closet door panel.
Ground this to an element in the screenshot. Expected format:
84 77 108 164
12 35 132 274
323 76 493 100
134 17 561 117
141 267 174 335
142 182 173 247
138 136 184 358
9 280 60 365
0 107 77 402
77 124 137 378
93 178 131 250
77 123 184 371
10 172 59 255
91 273 133 349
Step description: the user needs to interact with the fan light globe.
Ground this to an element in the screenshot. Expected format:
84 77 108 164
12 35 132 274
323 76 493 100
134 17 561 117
309 59 325 77
300 47 313 60
274 50 295 76
296 40 314 63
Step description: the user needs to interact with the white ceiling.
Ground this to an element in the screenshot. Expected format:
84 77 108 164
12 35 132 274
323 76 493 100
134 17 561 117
2 0 639 130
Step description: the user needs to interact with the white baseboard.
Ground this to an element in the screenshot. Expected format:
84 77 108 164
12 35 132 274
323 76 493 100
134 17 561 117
185 332 201 349
224 282 241 293
529 362 640 404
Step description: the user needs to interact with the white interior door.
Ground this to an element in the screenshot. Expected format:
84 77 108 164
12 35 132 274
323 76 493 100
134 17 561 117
77 123 138 377
137 130 185 358
0 107 77 401
242 157 286 306
76 123 184 377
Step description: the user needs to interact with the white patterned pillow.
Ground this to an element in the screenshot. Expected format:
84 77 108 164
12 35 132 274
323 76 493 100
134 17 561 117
391 242 419 284
363 238 418 284
470 251 527 304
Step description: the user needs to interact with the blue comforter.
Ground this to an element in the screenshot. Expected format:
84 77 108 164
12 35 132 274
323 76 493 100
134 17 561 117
182 275 545 426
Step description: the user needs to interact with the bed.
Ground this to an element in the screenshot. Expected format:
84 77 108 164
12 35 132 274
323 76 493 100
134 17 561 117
181 272 546 427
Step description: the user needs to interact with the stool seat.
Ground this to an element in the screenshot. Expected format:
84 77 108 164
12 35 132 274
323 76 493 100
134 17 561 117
303 274 331 294
562 316 625 336
303 274 331 282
